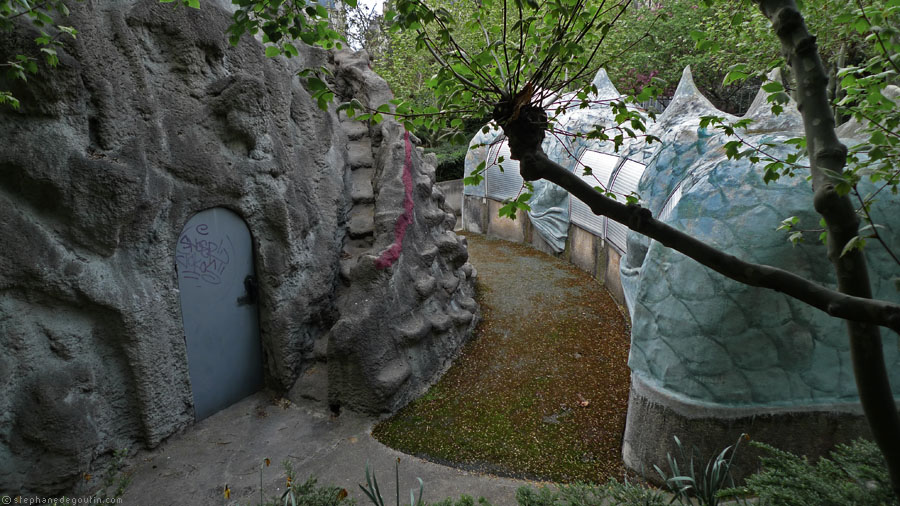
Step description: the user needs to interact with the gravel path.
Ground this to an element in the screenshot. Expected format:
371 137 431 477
375 233 633 483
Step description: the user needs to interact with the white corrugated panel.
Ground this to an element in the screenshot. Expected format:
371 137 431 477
605 159 647 251
658 182 683 222
485 142 524 200
570 150 619 236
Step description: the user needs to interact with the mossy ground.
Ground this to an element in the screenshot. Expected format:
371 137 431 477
373 233 632 483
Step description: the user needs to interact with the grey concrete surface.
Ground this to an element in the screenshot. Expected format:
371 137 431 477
120 393 540 506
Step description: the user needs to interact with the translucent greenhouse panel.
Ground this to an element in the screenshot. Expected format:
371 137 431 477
569 150 619 236
606 159 647 252
658 182 684 222
485 142 524 200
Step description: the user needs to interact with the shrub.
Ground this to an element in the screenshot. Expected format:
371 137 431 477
601 479 667 506
653 434 746 506
425 143 468 182
514 481 665 506
259 460 354 506
430 495 494 506
730 439 898 506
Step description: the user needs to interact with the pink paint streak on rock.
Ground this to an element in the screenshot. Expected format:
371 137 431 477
375 131 415 269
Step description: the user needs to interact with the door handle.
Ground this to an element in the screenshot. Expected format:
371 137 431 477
237 275 258 306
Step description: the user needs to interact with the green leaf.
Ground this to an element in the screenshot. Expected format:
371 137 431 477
40 46 58 66
463 173 484 186
776 216 799 231
265 46 281 58
307 77 327 92
840 236 865 256
498 201 518 219
57 26 78 39
0 91 20 109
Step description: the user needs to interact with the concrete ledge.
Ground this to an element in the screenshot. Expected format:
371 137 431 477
463 195 488 234
622 375 879 484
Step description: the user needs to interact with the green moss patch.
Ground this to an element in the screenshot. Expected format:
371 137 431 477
373 234 632 483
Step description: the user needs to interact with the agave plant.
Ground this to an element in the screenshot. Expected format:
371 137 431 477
360 459 425 506
653 434 748 506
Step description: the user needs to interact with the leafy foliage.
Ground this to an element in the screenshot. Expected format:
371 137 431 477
0 0 78 109
516 481 666 506
729 439 898 506
430 496 495 506
226 0 348 53
262 460 355 506
694 0 900 264
426 142 468 181
653 434 746 506
359 461 424 506
381 0 659 137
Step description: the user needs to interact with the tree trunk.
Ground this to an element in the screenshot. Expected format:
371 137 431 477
755 0 900 495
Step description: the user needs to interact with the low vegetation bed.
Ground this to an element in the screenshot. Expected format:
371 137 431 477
373 233 632 483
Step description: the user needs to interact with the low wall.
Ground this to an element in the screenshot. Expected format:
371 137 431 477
623 375 877 484
461 194 625 305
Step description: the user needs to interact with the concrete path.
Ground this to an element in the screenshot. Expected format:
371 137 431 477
120 381 544 506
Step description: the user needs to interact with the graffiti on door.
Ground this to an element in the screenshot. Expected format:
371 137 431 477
176 223 233 286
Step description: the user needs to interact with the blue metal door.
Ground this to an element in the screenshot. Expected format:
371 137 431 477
176 208 263 421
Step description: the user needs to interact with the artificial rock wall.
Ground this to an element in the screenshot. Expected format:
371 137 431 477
0 0 475 496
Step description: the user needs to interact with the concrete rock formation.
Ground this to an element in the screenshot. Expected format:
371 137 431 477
0 1 475 496
619 68 900 479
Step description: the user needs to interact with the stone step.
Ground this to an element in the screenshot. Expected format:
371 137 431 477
340 120 369 141
347 204 375 238
347 139 375 168
350 168 375 204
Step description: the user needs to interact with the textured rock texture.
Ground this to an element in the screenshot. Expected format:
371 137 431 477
323 51 478 413
0 1 474 496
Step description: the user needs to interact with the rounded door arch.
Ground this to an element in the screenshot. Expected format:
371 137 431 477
175 207 263 420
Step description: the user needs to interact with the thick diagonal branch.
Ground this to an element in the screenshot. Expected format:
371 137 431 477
503 133 900 336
